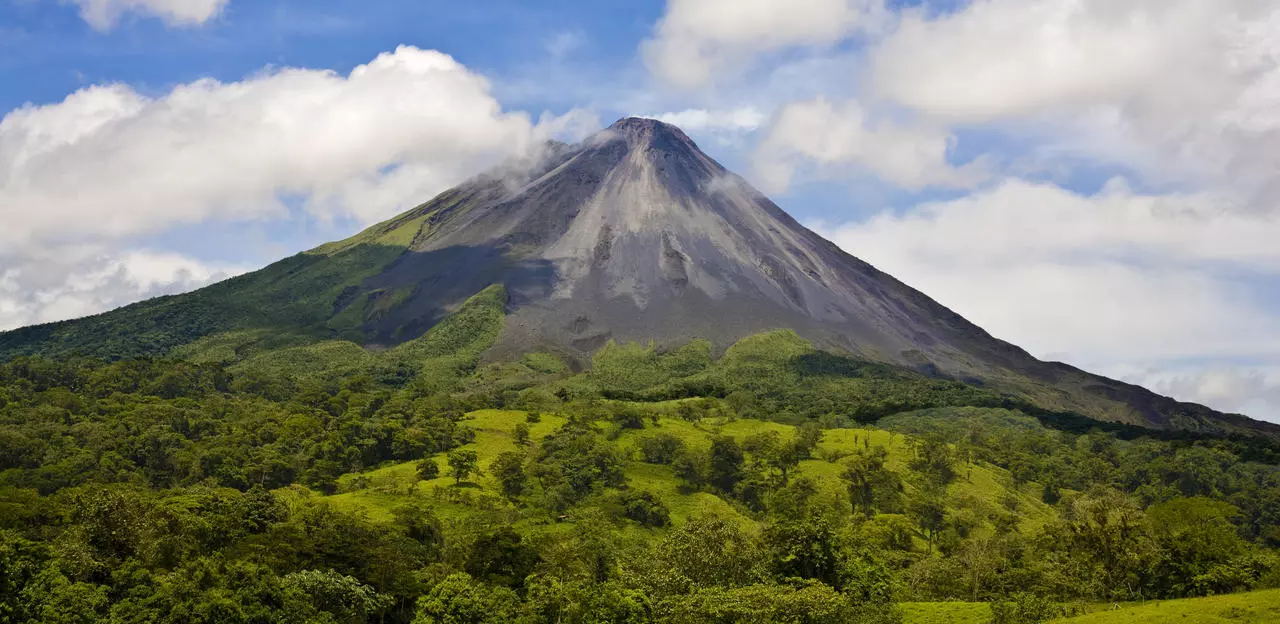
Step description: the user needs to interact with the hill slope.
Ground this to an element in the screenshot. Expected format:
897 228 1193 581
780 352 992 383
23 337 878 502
1052 589 1280 623
0 117 1272 436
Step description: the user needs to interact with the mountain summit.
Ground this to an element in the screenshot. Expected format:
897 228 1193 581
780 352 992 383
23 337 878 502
0 118 1270 435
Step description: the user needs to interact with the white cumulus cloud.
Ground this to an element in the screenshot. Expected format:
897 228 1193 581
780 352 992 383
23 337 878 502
869 0 1280 209
754 97 987 193
0 45 565 254
643 0 886 89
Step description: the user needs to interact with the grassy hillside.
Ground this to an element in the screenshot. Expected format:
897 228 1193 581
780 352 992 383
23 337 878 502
1052 589 1280 623
0 189 483 362
0 244 402 360
321 409 1056 537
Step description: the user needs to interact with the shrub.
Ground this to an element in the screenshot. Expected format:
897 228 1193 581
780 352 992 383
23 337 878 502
638 433 685 465
990 593 1065 624
613 405 646 430
416 458 440 481
619 490 670 528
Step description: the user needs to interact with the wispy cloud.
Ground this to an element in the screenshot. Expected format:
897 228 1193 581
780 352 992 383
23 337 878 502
63 0 230 31
545 30 585 59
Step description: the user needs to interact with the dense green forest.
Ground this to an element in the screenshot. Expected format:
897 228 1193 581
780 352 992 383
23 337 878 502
4 293 1280 623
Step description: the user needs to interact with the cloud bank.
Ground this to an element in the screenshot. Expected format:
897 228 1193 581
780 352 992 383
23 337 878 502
869 0 1280 207
0 45 575 330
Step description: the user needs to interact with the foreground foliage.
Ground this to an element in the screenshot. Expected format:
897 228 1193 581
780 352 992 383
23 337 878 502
4 322 1280 623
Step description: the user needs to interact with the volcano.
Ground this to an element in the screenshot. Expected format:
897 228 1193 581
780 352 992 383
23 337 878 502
1 118 1271 435
356 117 988 363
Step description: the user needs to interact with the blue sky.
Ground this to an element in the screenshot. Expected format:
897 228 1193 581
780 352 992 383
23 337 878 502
2 0 1279 421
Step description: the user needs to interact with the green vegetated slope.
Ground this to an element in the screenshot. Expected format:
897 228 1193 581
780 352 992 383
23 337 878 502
0 190 474 362
5 297 1280 623
321 408 1055 537
225 283 507 382
1051 588 1280 623
0 241 398 360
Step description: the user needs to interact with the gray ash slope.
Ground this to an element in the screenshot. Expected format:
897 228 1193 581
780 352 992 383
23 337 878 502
376 118 962 360
368 118 983 363
1 117 1270 435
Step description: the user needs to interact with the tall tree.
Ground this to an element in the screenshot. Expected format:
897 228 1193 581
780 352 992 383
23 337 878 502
447 449 479 485
840 446 901 518
743 431 800 486
908 495 948 554
708 436 745 493
490 451 526 500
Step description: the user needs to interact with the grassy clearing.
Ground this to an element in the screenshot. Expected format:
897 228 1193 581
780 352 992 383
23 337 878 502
1051 589 1280 623
625 462 746 526
323 410 755 529
233 339 375 377
326 409 565 521
899 601 991 624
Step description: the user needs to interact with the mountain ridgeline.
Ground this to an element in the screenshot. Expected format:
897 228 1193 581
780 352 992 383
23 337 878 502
0 117 1270 437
